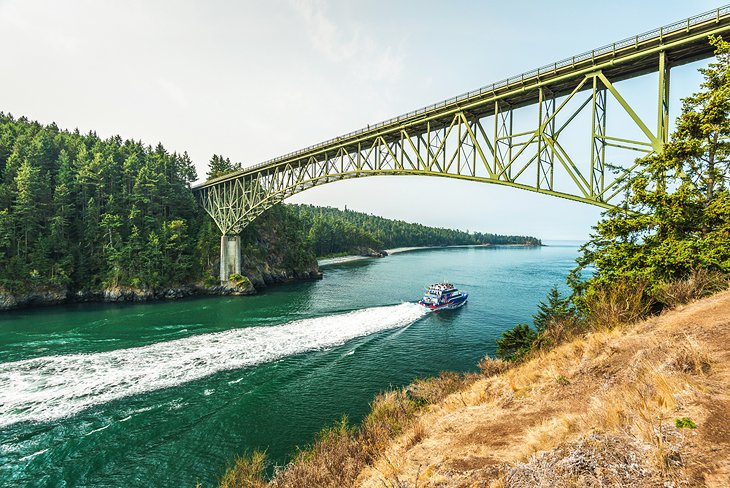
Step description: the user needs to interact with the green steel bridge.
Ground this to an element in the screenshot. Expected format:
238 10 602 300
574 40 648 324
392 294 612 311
192 6 730 282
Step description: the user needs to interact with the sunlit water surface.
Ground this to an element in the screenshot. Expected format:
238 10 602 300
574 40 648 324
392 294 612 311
0 243 580 487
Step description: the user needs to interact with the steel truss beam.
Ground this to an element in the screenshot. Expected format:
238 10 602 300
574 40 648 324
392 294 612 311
199 57 673 238
195 7 730 240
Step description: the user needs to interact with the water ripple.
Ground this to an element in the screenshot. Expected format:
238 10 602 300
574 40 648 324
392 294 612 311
0 303 426 428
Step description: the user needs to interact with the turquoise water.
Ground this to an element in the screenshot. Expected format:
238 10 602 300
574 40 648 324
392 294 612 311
0 244 579 487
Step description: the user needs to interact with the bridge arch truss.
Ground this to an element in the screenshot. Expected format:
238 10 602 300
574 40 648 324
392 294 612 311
193 6 730 281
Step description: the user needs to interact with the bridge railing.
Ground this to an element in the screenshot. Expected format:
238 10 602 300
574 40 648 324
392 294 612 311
199 4 730 187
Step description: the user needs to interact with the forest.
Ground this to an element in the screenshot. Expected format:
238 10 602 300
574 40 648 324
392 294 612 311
291 204 541 257
0 113 540 297
0 113 205 294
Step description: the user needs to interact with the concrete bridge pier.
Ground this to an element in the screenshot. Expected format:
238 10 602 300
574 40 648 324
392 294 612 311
220 235 241 283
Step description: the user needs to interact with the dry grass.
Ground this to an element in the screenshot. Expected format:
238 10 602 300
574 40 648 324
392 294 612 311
269 418 363 488
584 279 652 330
356 290 730 488
219 450 267 488
653 269 729 308
666 336 712 375
217 372 479 487
219 290 730 488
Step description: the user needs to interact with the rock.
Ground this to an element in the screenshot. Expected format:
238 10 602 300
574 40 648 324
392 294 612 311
0 288 68 311
355 247 388 258
0 293 18 310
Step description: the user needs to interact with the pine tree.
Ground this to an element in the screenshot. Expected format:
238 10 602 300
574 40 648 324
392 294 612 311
206 154 241 180
572 36 730 300
496 324 537 361
532 286 575 334
13 158 43 258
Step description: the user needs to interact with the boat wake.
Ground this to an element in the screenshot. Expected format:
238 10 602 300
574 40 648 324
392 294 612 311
0 303 426 428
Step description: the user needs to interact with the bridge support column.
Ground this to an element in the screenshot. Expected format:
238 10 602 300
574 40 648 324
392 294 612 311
537 87 555 191
591 77 608 196
219 235 241 283
657 51 671 147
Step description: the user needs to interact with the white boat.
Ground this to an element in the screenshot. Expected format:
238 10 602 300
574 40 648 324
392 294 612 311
418 283 468 311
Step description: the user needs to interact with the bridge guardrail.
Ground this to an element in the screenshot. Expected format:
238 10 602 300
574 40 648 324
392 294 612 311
197 4 730 188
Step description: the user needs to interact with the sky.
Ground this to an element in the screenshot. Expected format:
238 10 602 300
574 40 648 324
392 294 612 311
0 0 722 240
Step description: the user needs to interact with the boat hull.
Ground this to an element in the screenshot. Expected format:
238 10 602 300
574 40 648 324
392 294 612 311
419 292 468 311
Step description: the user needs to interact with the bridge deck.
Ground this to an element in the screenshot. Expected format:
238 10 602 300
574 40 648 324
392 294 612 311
194 5 730 190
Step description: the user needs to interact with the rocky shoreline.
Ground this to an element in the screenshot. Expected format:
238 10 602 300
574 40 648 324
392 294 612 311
0 269 322 312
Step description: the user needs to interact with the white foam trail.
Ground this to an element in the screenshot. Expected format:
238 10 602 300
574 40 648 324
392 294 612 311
85 424 111 436
0 303 425 428
18 449 48 461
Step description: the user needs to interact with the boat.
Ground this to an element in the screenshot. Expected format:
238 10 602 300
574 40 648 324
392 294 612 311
418 282 468 311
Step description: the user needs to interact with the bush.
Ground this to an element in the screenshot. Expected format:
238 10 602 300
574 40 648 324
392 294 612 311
219 450 267 488
229 273 253 289
271 417 362 488
407 372 477 405
478 356 513 377
496 324 537 361
653 269 729 308
583 279 651 330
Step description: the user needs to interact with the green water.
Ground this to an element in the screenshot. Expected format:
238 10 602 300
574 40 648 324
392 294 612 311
0 244 580 487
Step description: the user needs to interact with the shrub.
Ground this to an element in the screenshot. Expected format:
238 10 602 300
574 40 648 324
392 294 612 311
496 324 537 361
653 269 729 308
583 279 651 330
229 273 253 289
219 450 267 488
674 417 697 429
478 356 512 377
407 372 475 405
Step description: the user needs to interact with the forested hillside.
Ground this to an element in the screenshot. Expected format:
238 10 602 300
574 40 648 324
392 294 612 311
0 113 204 294
0 113 320 300
291 204 541 256
0 112 541 306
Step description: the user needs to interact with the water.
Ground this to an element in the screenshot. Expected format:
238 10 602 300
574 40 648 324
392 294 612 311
0 243 579 487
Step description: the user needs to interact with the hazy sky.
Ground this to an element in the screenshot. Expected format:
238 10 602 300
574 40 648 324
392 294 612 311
0 0 721 239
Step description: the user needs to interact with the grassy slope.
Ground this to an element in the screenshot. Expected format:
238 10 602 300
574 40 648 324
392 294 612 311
354 291 730 487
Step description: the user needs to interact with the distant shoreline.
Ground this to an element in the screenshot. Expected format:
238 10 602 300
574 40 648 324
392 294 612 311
317 243 540 266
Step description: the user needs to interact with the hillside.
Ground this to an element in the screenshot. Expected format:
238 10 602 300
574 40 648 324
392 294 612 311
354 290 730 487
290 205 541 257
0 114 319 309
220 290 730 487
1 112 541 309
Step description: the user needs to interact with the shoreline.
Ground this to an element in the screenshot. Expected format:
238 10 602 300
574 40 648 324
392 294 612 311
0 271 322 313
317 243 541 266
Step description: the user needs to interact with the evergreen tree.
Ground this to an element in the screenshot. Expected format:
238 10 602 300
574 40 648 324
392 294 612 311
532 286 575 334
496 324 537 361
571 36 730 301
0 113 207 293
206 154 241 180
